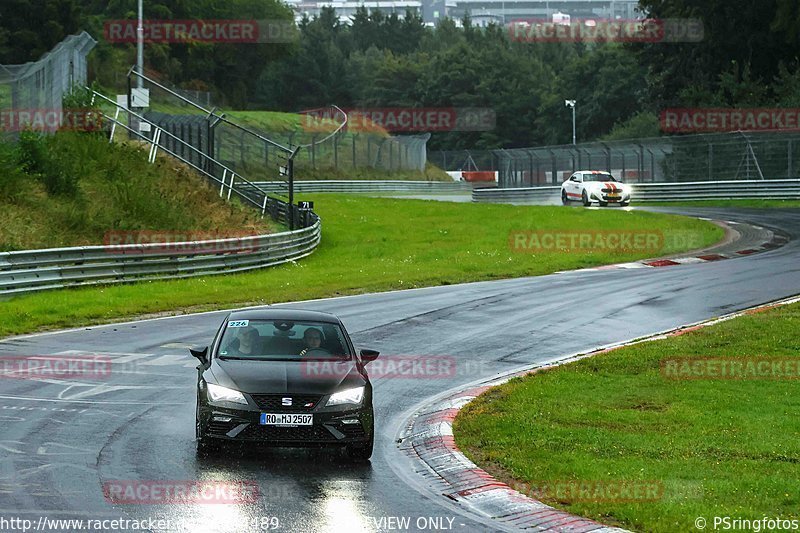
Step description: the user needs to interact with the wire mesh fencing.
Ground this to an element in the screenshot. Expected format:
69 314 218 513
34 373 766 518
291 130 430 174
430 131 800 187
0 32 97 139
122 71 428 185
210 109 429 176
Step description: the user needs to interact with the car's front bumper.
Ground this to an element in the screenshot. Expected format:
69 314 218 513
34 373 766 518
591 191 631 203
200 403 373 446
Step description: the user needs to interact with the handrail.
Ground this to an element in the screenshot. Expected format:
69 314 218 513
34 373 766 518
128 67 293 153
92 90 289 217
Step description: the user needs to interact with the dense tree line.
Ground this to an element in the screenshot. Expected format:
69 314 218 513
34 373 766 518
255 8 653 149
1 0 799 148
0 0 293 109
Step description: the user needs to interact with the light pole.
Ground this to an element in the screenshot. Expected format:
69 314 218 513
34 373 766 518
137 0 144 87
564 99 576 145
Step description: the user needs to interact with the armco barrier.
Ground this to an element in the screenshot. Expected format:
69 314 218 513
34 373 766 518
472 179 800 203
248 180 480 194
0 220 320 296
472 186 560 203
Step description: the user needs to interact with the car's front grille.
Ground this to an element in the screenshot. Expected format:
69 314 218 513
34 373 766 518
601 188 620 193
250 394 321 412
237 424 334 441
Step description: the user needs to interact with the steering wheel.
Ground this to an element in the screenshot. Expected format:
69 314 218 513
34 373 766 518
301 347 332 357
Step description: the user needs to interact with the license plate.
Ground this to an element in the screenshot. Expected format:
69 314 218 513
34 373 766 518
607 195 620 199
260 413 313 426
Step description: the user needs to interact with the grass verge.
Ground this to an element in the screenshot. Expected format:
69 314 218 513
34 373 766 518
0 195 721 337
0 132 272 250
454 301 800 532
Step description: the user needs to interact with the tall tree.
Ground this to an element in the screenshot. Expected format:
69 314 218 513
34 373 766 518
0 0 82 63
635 0 798 107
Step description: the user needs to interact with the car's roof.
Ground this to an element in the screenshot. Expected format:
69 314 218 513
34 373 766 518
226 308 342 324
577 170 613 174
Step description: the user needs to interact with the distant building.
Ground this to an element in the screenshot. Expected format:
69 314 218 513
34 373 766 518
286 0 640 25
291 0 424 24
447 0 640 24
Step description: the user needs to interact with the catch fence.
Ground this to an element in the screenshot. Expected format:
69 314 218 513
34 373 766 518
430 131 800 187
0 32 96 139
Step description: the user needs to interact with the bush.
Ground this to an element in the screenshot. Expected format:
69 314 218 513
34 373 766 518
0 141 28 201
62 85 96 110
16 131 80 196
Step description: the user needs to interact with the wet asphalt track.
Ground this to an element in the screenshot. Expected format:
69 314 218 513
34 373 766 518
0 207 799 532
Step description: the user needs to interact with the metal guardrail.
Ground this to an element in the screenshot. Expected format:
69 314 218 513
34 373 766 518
0 220 321 296
472 187 560 203
472 180 800 203
246 180 478 194
630 180 800 201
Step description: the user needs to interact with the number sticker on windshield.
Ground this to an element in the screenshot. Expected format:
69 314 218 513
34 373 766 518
228 320 249 328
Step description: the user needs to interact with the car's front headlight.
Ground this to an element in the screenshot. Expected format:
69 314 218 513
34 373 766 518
326 386 365 406
206 383 248 405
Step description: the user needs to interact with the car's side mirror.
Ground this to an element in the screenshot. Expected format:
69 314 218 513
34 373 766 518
190 346 209 366
360 349 380 363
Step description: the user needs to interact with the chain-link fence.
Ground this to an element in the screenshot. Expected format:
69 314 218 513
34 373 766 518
123 71 428 183
427 150 499 173
207 120 429 176
274 128 429 174
430 131 800 187
0 32 96 139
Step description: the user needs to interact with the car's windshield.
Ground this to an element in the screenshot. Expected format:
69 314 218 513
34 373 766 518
584 173 617 182
216 319 351 361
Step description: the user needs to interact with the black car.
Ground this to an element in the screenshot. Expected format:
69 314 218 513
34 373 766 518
190 308 379 460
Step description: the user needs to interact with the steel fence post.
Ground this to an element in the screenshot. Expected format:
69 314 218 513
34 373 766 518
334 134 338 169
528 150 534 186
708 139 713 181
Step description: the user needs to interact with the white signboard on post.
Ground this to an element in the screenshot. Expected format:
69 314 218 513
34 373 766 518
131 88 150 108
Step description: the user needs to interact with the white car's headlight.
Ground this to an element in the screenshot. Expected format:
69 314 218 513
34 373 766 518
206 383 248 405
326 386 365 406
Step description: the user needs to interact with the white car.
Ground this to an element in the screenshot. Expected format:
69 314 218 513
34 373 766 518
561 171 631 207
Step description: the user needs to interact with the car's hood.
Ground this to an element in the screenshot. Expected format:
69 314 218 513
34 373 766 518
587 181 626 190
209 359 364 395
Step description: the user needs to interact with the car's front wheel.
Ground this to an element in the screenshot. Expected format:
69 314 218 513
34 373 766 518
561 190 568 205
620 201 630 207
582 190 591 206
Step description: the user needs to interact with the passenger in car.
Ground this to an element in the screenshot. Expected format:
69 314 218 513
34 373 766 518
223 326 261 356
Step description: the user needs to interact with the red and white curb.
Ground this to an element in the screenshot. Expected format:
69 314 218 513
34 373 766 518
397 294 800 532
564 224 788 273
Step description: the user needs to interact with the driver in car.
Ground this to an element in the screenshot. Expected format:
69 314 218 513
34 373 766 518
299 327 323 356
